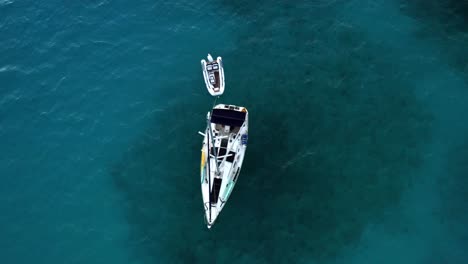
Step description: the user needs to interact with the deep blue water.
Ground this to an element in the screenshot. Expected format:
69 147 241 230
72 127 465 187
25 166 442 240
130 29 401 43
1 0 468 263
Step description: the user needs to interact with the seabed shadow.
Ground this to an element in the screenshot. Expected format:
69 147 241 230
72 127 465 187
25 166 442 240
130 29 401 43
110 3 434 263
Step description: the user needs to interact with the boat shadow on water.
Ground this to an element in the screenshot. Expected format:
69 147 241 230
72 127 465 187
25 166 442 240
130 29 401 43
108 2 447 262
110 75 433 264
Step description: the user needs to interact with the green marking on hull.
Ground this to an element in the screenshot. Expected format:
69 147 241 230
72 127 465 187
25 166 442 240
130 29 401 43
201 166 206 184
223 180 235 200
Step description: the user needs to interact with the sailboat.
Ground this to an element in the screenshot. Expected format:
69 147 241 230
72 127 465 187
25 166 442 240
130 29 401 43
199 54 248 229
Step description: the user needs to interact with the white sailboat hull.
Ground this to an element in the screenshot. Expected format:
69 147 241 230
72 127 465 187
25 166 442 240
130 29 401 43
200 104 248 228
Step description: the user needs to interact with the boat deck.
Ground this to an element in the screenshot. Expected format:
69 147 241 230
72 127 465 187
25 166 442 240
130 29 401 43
210 178 222 204
206 61 221 87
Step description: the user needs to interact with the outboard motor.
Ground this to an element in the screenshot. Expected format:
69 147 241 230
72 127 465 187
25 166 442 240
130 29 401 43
207 54 214 62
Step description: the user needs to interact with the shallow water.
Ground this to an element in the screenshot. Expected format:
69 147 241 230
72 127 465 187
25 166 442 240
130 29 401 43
1 0 467 263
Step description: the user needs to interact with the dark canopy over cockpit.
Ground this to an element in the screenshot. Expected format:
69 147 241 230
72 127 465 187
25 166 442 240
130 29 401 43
210 109 246 127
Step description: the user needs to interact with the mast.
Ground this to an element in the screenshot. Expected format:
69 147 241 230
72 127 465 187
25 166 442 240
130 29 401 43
206 123 212 223
208 96 221 176
206 96 220 226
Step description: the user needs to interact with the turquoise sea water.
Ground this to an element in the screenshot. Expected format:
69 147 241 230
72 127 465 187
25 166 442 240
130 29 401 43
1 0 468 263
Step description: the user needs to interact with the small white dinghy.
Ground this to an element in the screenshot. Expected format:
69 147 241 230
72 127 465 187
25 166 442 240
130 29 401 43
201 54 225 96
199 104 248 228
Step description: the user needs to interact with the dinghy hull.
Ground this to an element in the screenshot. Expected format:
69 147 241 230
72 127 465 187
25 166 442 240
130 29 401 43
201 55 225 96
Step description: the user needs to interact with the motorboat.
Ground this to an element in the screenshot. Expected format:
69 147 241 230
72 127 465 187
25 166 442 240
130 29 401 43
201 54 225 96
